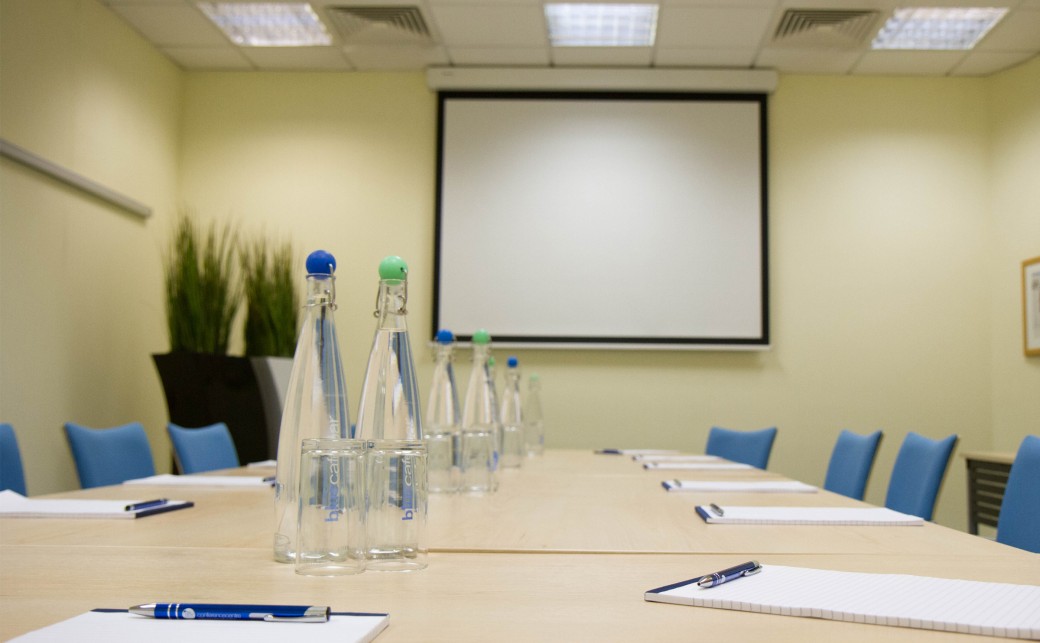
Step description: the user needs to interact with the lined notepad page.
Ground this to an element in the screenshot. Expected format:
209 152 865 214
663 481 817 493
0 491 192 519
633 454 722 463
645 565 1040 639
695 506 923 525
644 462 753 471
124 474 272 487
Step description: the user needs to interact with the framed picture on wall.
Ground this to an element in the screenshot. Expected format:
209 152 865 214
1024 256 1040 356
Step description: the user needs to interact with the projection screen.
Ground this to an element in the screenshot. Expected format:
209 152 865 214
434 91 768 349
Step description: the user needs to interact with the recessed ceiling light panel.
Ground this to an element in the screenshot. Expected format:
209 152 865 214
871 7 1008 50
545 3 659 47
198 3 332 47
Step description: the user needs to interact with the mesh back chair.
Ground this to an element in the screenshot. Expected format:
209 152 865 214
167 422 240 474
996 435 1040 553
63 422 155 488
705 426 778 470
0 423 27 495
884 432 958 521
823 429 883 500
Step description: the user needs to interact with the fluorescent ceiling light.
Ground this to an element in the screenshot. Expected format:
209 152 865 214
198 3 332 46
871 7 1008 50
545 3 658 47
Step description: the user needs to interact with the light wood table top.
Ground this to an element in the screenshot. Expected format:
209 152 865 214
0 450 1017 556
2 545 1037 642
961 451 1017 465
3 449 1034 641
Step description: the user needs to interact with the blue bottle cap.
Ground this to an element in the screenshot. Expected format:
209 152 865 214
305 250 336 276
436 329 454 344
507 356 519 368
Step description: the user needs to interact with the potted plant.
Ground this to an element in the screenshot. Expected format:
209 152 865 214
240 234 299 459
153 214 272 465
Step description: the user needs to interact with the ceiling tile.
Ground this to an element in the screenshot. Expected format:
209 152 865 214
654 47 757 67
108 4 227 47
951 50 1039 76
852 50 967 76
428 5 547 47
344 45 450 71
241 47 352 71
755 48 863 74
551 47 654 67
160 46 253 70
975 9 1040 51
95 1 1038 76
447 47 552 66
656 6 775 48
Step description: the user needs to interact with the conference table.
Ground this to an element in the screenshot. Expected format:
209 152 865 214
2 450 1037 641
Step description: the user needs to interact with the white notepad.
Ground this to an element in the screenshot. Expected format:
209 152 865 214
633 454 722 462
643 462 754 471
124 474 274 487
645 564 1040 640
663 480 817 493
10 610 389 643
0 490 193 519
596 449 680 455
695 505 923 526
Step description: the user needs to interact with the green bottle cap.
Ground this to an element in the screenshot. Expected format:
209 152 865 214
472 329 491 345
378 256 408 281
530 373 541 382
487 356 497 367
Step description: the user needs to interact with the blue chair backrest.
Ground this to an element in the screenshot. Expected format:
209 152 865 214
705 426 778 469
1 423 28 495
167 422 239 474
884 431 958 521
824 429 883 500
64 422 155 488
996 435 1040 553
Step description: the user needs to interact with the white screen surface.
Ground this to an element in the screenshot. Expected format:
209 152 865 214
435 92 768 348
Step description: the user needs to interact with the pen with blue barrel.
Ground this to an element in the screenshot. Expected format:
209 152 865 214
124 499 168 512
697 560 762 588
129 603 330 622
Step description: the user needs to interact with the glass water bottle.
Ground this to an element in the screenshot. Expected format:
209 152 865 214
524 373 545 456
425 329 461 493
355 256 427 571
499 356 525 468
460 329 498 492
273 250 350 563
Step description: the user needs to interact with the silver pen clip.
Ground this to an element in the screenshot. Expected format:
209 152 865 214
261 606 331 623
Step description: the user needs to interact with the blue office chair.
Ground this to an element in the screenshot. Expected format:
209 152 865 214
167 422 240 474
705 426 778 469
63 422 156 488
884 431 958 521
823 429 883 500
996 435 1040 553
1 423 28 495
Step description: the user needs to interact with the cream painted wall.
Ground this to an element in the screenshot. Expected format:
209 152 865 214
177 72 438 399
0 0 181 494
988 56 1040 453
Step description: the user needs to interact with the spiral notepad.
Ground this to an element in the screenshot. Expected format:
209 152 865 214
694 506 923 525
645 564 1040 639
663 480 817 493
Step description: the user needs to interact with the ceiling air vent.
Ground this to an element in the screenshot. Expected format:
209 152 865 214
325 6 433 46
772 9 880 48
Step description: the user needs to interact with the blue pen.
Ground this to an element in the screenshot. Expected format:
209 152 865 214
124 499 168 512
129 603 330 622
697 560 762 588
